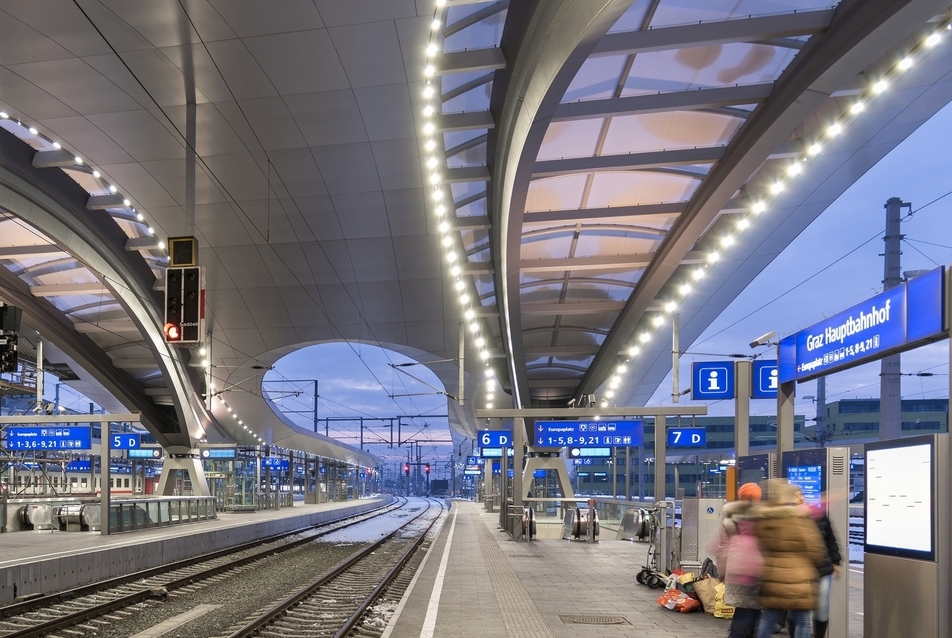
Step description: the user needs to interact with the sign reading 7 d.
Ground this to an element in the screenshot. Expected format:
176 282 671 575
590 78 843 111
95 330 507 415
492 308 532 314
478 430 513 448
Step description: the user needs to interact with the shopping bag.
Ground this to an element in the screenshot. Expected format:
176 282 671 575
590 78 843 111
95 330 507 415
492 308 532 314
713 581 735 619
692 577 718 614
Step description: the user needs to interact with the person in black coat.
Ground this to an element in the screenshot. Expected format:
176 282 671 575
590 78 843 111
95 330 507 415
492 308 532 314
809 491 842 638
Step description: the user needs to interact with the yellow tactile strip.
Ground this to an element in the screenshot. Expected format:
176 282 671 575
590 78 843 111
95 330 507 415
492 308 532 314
473 510 557 638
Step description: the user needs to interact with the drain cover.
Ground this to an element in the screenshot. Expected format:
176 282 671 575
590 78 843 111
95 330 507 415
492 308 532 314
560 615 630 625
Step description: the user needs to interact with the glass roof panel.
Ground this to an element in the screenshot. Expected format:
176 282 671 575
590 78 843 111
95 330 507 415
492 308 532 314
441 70 493 97
443 129 486 150
650 1 834 27
450 180 487 202
550 355 596 368
456 196 486 218
574 228 661 259
524 211 677 234
622 44 797 94
586 172 699 208
525 174 588 212
443 7 507 53
538 119 604 161
520 231 575 260
608 0 660 34
604 112 740 153
443 87 492 115
446 140 486 168
563 56 629 103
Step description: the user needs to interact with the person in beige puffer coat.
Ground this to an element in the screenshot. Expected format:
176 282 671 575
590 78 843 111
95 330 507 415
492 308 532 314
752 479 827 638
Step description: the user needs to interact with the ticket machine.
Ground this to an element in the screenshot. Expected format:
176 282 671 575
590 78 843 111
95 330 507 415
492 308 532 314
735 452 777 489
781 447 850 638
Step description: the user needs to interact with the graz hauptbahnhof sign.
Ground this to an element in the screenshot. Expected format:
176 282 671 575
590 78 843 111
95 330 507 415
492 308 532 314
778 266 945 383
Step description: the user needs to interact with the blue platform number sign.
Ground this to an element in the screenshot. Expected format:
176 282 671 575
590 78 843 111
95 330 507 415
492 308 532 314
751 360 779 399
110 433 141 449
478 429 512 448
691 362 735 400
667 427 706 448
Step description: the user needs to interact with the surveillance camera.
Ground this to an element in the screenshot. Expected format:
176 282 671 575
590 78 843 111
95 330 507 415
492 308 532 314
567 398 577 407
749 330 777 349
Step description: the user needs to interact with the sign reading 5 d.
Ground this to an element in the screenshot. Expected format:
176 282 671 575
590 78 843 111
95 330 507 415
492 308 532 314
478 429 512 448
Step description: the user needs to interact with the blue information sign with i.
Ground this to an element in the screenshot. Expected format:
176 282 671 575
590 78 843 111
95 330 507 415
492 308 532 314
691 362 735 400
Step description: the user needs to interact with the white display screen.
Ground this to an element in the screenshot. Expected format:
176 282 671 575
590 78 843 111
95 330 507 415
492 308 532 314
865 441 933 560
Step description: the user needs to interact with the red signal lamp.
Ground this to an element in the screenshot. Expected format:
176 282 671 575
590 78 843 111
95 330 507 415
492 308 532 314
164 322 181 341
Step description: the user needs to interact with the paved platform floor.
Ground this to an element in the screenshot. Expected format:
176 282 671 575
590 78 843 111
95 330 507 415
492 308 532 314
385 500 865 638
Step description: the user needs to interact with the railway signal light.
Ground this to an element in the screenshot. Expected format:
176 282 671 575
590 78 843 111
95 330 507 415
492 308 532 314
404 463 410 475
424 463 430 475
164 266 204 343
0 333 18 373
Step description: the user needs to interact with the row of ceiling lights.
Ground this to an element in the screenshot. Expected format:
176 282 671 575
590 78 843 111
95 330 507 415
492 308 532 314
596 23 950 409
423 1 499 410
0 112 166 254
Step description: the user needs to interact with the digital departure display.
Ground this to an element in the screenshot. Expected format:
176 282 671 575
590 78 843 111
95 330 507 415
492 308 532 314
865 437 934 561
787 465 823 506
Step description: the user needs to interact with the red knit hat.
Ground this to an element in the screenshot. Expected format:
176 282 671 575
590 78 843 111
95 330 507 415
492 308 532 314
738 482 762 502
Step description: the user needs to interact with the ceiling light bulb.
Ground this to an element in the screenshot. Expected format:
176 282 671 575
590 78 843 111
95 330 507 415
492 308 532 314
424 65 435 77
720 235 734 247
28 127 37 135
692 268 705 280
616 363 627 374
426 43 438 56
455 279 465 290
737 218 750 230
158 241 166 249
0 112 7 118
898 57 914 70
425 139 436 151
423 122 435 135
432 190 443 202
464 308 475 319
850 102 865 114
446 251 457 262
200 347 207 356
479 350 489 360
926 33 941 47
123 199 130 206
442 235 453 247
109 185 117 193
652 315 664 327
458 292 469 304
807 143 822 156
450 264 460 275
74 156 83 164
476 336 485 347
471 322 480 333
431 19 441 30
770 182 784 194
147 227 155 235
826 123 842 137
873 80 889 94
93 170 101 178
435 205 446 216
53 142 61 149
610 377 621 388
486 401 493 408
638 332 650 343
707 251 720 264
427 156 438 168
787 163 802 176
423 85 435 99
429 173 441 185
664 301 676 312
423 105 434 117
628 345 641 357
439 221 450 233
137 213 144 221
605 390 615 398
679 283 692 295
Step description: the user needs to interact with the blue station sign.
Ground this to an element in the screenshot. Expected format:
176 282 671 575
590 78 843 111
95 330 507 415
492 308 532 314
667 427 707 448
4 426 92 450
478 429 513 448
779 267 945 383
261 457 290 471
751 360 779 399
691 361 735 400
110 433 141 449
534 420 643 447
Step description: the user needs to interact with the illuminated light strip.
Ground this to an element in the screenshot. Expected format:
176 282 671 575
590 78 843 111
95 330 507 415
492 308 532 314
0 112 167 259
422 0 498 407
599 23 950 408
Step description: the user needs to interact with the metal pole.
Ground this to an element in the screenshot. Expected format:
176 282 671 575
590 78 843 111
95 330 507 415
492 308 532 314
735 360 751 457
101 421 110 535
654 415 666 501
671 313 680 403
313 380 318 432
879 199 907 440
817 376 828 446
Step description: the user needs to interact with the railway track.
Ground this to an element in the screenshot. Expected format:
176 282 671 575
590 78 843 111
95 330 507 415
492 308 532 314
0 498 409 638
217 499 444 638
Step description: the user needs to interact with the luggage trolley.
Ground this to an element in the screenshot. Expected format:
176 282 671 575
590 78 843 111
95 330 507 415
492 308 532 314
635 500 680 588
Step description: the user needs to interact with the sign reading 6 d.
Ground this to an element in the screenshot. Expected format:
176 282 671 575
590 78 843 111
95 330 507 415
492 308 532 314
478 429 513 448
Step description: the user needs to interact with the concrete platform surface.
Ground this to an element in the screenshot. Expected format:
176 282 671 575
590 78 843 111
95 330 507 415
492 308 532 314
384 500 865 638
0 496 389 605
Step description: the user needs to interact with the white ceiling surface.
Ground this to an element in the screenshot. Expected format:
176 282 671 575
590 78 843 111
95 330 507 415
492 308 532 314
0 0 949 465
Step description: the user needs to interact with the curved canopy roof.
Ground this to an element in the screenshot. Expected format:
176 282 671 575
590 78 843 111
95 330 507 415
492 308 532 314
0 0 949 461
